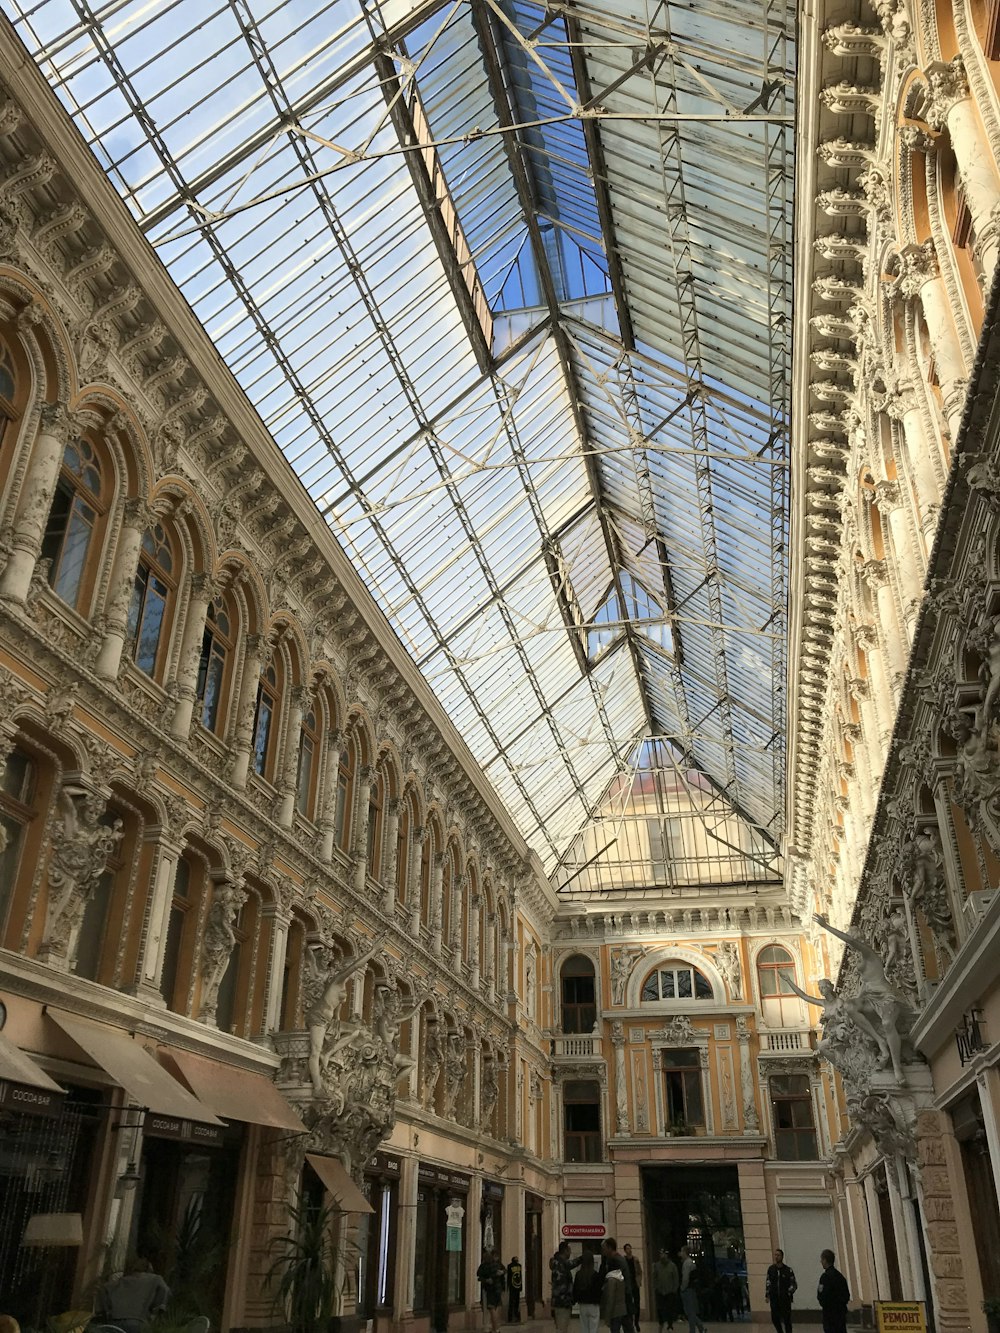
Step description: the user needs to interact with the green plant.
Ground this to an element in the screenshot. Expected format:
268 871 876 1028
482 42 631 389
267 1200 340 1333
982 1297 1000 1321
668 1118 692 1136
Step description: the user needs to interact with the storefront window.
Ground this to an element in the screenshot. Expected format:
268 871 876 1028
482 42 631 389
413 1190 431 1312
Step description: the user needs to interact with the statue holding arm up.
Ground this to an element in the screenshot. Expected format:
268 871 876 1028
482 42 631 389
304 939 378 1097
374 983 425 1080
813 913 915 1084
781 973 854 1073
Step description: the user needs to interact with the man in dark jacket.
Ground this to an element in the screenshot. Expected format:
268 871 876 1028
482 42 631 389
507 1255 524 1322
551 1240 576 1333
816 1250 850 1333
766 1248 798 1333
478 1248 505 1333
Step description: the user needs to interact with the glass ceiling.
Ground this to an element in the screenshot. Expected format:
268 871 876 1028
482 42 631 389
11 0 794 886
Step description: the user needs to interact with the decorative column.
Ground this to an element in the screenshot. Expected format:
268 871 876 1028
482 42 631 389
94 496 151 680
895 241 968 439
261 890 293 1033
231 633 267 790
429 851 444 956
861 558 907 689
351 764 375 892
927 57 1000 276
611 1020 631 1137
873 480 923 610
885 384 940 539
275 685 307 829
735 1017 761 1134
132 822 186 1001
381 797 401 914
449 871 464 959
408 825 424 937
317 728 344 863
0 401 71 603
170 573 214 739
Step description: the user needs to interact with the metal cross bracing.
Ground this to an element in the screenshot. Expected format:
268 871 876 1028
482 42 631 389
10 0 794 885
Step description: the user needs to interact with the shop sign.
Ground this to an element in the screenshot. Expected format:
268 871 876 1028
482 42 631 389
484 1180 505 1200
562 1224 606 1239
0 1079 61 1117
875 1303 927 1333
368 1151 402 1178
418 1163 470 1190
144 1113 225 1147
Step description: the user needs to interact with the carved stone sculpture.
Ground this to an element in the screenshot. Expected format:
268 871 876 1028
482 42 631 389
898 827 958 968
611 946 638 1005
302 939 378 1097
41 787 123 970
423 1021 444 1107
480 1059 499 1131
814 913 918 1084
443 1031 466 1121
199 878 247 1025
373 982 423 1082
716 941 744 1000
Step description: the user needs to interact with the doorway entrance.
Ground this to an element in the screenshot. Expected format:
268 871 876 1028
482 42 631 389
641 1165 747 1319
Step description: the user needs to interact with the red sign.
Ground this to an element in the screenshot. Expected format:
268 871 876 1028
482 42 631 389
562 1224 606 1239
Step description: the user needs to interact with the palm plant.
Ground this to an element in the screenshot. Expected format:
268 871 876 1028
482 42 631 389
267 1200 339 1333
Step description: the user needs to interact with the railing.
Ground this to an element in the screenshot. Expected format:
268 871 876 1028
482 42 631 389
760 1030 814 1053
551 1034 603 1059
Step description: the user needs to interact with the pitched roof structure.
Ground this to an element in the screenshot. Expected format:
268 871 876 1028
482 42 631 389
11 0 794 888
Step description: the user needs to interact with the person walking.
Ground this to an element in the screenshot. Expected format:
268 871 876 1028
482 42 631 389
599 1237 633 1333
766 1249 797 1333
551 1240 576 1333
652 1248 680 1333
678 1246 706 1333
507 1255 524 1323
477 1248 506 1333
623 1244 643 1328
575 1250 604 1333
816 1250 850 1333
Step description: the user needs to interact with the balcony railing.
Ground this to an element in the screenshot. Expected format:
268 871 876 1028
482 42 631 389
551 1033 604 1059
760 1029 815 1053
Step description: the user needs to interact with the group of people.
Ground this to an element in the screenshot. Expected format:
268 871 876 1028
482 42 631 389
479 1240 853 1333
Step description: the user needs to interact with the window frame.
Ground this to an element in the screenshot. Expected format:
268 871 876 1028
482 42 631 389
295 706 321 819
127 523 176 680
252 661 281 782
769 1074 818 1160
41 436 108 615
641 963 714 1003
562 1078 602 1162
661 1047 705 1130
197 595 236 735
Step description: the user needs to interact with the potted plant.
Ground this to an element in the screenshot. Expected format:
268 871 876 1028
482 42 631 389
267 1200 338 1333
983 1297 1000 1333
668 1118 692 1137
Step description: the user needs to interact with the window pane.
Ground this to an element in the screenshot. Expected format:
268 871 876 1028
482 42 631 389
694 969 712 999
202 647 225 730
665 1048 700 1068
53 498 95 607
0 809 25 928
677 969 692 998
3 751 34 802
127 566 147 647
297 734 315 814
661 970 675 998
777 968 796 995
641 974 660 1001
253 693 274 775
134 575 167 675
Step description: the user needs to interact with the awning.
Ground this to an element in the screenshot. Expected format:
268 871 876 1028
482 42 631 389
48 1012 223 1125
167 1049 306 1132
0 1030 64 1092
305 1154 374 1214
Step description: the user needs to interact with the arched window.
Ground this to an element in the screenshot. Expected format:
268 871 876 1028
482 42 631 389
197 596 235 734
0 749 36 937
252 662 281 780
641 963 713 1002
757 946 801 1028
41 437 107 612
127 524 176 678
561 955 596 1033
281 918 307 1029
396 795 412 905
296 708 321 818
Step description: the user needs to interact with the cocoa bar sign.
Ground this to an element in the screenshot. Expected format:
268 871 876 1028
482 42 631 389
145 1113 225 1146
0 1080 61 1117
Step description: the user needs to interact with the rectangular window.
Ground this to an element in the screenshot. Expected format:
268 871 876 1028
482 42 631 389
770 1075 817 1159
53 495 96 607
563 1079 602 1162
132 571 168 675
663 1048 704 1129
199 632 227 731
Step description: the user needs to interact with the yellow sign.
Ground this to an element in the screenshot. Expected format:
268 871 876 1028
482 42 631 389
875 1302 927 1333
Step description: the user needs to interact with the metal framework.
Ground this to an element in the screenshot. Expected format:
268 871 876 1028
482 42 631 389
11 0 794 886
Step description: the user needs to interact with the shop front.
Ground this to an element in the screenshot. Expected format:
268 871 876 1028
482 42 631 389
358 1149 402 1323
481 1179 504 1260
524 1192 544 1316
413 1163 470 1321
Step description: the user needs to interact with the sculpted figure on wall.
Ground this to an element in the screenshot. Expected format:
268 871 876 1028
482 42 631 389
41 786 123 970
898 826 957 968
611 946 637 1005
303 938 378 1097
199 877 248 1026
716 941 743 1000
443 1030 467 1120
814 913 917 1084
423 1020 444 1107
480 1057 499 1130
373 981 424 1082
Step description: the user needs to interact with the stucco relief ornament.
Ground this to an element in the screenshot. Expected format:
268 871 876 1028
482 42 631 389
943 704 1000 846
198 879 248 1026
41 788 123 970
301 1017 400 1179
480 1059 499 1131
848 1090 916 1161
611 945 640 1005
